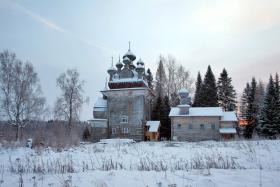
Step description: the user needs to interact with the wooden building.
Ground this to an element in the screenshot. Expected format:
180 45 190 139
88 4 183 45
145 121 160 141
90 44 155 141
169 89 238 141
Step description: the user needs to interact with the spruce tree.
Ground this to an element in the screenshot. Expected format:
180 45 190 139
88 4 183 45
217 68 237 111
146 68 153 90
241 83 250 118
200 65 218 107
259 75 278 137
151 96 162 121
160 96 171 140
193 72 202 107
274 73 280 133
244 78 258 139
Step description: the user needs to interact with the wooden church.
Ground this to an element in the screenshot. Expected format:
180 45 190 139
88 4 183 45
89 44 156 141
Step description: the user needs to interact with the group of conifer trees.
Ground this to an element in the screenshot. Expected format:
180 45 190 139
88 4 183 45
241 74 280 138
192 65 237 112
149 57 280 140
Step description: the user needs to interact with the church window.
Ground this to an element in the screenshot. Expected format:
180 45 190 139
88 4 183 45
112 128 116 134
122 127 129 134
120 115 128 123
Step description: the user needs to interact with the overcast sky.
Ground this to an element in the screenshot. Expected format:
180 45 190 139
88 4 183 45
0 0 280 120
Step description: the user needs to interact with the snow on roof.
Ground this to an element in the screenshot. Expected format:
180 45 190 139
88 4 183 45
169 107 223 117
94 97 107 108
146 121 160 132
219 128 237 134
93 108 107 112
221 112 238 122
111 77 142 83
124 50 136 57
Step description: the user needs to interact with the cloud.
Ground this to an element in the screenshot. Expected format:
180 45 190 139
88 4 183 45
12 2 66 33
9 1 115 54
190 0 280 33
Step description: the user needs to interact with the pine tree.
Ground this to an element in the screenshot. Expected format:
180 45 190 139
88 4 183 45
240 83 250 118
274 73 280 133
244 78 258 139
259 75 278 137
146 68 153 90
200 65 218 107
193 72 202 107
255 81 265 117
217 68 237 111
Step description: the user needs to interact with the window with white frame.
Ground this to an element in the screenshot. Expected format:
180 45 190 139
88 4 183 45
112 128 116 134
120 115 128 123
122 127 129 134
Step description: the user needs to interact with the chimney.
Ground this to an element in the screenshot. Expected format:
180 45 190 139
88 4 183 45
178 104 190 115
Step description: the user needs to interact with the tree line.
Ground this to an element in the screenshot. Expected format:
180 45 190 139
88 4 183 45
241 74 280 139
150 59 280 140
150 55 193 140
0 50 87 141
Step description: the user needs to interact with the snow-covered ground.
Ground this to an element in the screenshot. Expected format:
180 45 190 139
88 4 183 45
0 139 280 187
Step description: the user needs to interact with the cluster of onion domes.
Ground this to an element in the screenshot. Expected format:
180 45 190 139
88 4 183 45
107 43 145 80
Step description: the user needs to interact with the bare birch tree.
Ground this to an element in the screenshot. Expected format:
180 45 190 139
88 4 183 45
0 50 46 141
54 69 85 129
161 55 193 106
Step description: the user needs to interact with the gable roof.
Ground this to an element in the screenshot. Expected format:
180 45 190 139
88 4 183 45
169 107 223 117
221 111 238 121
146 121 160 132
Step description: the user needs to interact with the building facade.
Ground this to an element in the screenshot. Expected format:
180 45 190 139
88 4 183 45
89 45 155 141
169 89 238 141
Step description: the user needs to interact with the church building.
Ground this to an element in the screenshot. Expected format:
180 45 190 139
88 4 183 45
89 44 155 141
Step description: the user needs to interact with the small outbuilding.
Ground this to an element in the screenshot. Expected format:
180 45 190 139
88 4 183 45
145 121 160 141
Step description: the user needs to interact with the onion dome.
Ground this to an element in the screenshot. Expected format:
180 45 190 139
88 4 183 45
135 59 145 77
107 57 116 81
123 56 130 66
116 56 123 70
123 50 136 61
123 42 136 61
178 88 190 105
136 58 145 66
178 88 189 94
107 58 116 73
107 65 116 74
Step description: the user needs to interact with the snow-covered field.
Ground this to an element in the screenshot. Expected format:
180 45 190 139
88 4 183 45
0 139 280 187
